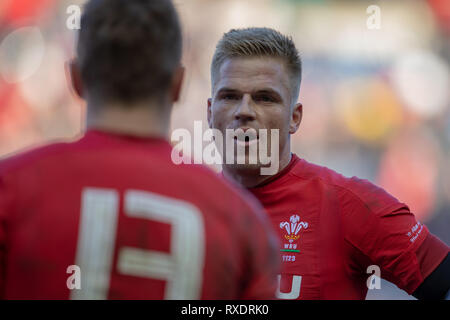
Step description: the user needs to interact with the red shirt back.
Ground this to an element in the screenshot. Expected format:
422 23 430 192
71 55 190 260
0 130 279 299
249 154 449 299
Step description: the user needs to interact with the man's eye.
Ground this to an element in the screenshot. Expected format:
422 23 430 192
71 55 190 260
255 95 275 103
222 94 239 100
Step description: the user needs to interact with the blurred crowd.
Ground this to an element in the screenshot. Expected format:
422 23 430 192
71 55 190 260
0 0 449 299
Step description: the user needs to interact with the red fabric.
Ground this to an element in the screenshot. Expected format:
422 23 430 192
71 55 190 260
248 154 449 299
0 130 279 299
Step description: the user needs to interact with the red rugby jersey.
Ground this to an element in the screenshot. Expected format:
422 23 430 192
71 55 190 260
0 130 279 299
248 154 449 299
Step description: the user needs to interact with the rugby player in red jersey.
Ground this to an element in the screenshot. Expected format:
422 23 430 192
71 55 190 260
0 1 280 299
207 27 450 300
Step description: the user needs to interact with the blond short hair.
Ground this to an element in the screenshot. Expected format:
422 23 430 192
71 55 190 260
211 27 302 105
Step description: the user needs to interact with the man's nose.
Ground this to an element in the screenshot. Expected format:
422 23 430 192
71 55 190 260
234 94 256 121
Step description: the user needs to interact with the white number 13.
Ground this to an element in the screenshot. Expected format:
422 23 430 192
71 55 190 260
71 188 205 300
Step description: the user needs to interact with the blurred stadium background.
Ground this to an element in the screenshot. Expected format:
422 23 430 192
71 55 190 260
0 0 449 299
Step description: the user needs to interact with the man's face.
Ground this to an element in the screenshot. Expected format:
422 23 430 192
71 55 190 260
208 56 301 174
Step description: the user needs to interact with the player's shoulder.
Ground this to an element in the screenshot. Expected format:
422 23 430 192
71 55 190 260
173 165 270 234
0 137 80 176
288 156 354 189
290 156 404 214
183 164 262 210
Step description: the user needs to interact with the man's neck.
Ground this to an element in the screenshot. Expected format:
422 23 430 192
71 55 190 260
223 152 292 188
86 100 171 139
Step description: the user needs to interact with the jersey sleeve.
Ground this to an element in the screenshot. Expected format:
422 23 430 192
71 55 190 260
237 196 280 299
340 177 449 295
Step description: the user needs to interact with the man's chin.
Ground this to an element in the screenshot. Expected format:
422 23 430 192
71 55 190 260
223 162 264 175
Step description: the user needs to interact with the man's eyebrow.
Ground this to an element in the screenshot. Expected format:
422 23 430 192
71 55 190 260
216 87 241 94
214 87 242 99
215 87 284 102
253 88 283 100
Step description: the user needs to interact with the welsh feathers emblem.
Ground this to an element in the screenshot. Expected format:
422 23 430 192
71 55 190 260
280 215 308 242
280 215 308 253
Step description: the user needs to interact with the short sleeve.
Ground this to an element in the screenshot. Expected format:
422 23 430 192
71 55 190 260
340 178 448 294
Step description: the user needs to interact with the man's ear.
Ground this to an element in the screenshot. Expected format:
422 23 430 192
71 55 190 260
207 98 213 128
66 59 84 99
290 102 302 134
171 65 185 103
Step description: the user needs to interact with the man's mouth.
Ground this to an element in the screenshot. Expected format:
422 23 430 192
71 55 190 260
234 132 259 146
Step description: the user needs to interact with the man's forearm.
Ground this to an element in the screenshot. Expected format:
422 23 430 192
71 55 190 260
412 252 450 300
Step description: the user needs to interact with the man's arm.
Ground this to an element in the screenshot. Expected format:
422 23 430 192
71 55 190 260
413 252 450 300
340 178 449 299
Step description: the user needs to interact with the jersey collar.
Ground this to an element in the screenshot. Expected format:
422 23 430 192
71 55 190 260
248 153 301 190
